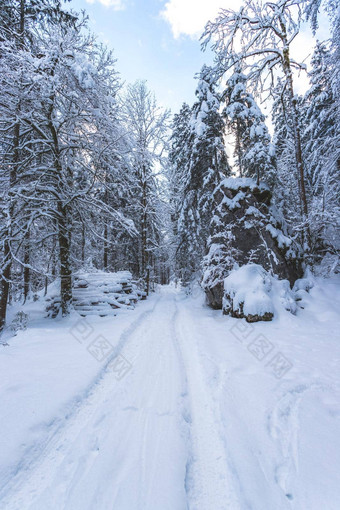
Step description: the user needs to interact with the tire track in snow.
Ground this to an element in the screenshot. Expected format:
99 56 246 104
173 300 243 510
0 295 162 508
168 297 194 504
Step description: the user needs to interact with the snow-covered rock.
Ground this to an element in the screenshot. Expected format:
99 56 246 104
222 263 301 321
223 264 274 321
203 177 302 309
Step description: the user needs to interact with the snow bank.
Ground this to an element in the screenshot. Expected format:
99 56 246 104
191 274 340 509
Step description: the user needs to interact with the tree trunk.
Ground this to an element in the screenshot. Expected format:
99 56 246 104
103 170 109 271
81 223 85 265
45 60 73 316
0 241 11 333
279 19 308 221
0 101 21 333
19 0 25 46
23 228 30 303
103 222 108 270
236 120 243 178
141 165 149 294
278 15 310 255
57 202 72 316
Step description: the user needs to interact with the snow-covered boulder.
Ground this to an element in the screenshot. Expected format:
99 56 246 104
223 265 274 321
203 177 302 309
222 264 299 322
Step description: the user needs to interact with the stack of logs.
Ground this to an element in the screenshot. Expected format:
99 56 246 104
46 271 146 318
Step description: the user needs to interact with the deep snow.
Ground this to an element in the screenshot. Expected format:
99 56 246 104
0 277 340 509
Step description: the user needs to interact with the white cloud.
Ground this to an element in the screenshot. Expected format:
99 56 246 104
85 0 126 10
160 0 240 39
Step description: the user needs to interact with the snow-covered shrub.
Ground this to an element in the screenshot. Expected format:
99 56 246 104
10 312 29 333
314 253 340 277
292 274 315 310
293 276 314 294
275 278 298 315
222 263 299 322
223 265 274 321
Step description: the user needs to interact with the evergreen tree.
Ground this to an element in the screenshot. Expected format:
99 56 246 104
176 65 230 284
271 80 302 226
304 42 338 189
168 103 192 236
223 68 276 186
303 41 340 256
203 0 312 246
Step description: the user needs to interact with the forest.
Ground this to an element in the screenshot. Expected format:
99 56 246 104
0 0 339 330
0 1 340 509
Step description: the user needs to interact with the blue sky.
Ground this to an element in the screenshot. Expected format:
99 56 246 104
68 0 331 114
69 0 218 113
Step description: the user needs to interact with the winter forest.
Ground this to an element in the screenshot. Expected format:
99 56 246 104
0 0 340 509
0 0 339 323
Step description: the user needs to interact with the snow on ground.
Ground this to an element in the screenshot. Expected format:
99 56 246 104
0 277 340 509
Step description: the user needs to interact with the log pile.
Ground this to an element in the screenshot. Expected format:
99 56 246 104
46 271 146 318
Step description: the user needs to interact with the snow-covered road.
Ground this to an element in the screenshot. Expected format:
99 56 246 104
0 290 244 509
1 281 340 509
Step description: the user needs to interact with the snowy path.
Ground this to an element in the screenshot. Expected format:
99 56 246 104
174 301 242 509
1 281 340 509
0 290 241 510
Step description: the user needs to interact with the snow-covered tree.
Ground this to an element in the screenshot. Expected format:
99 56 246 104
0 0 77 329
168 103 192 234
122 80 170 293
167 103 193 280
223 68 276 186
0 8 137 327
176 65 230 284
302 41 340 257
202 0 311 246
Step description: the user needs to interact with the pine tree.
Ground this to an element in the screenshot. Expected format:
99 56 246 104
223 68 276 186
304 42 338 184
303 41 340 256
271 80 302 227
176 65 230 284
168 103 192 235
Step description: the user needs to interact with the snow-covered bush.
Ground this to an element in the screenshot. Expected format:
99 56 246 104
314 253 340 277
292 274 315 310
10 312 29 333
223 265 274 321
222 264 300 322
